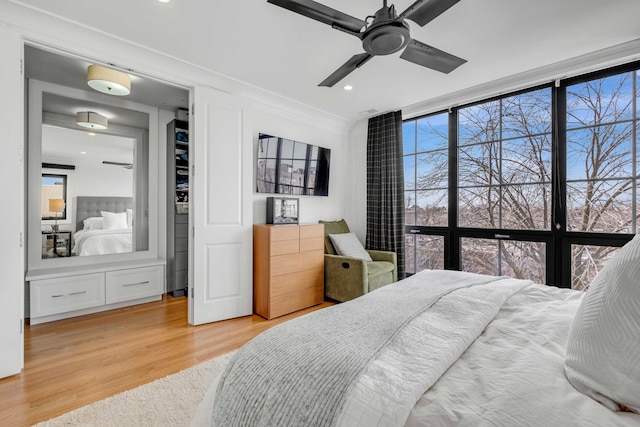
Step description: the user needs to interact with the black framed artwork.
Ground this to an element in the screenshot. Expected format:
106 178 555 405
266 197 299 224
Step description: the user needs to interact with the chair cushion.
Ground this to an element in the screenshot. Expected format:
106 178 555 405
329 233 372 261
366 260 395 277
319 219 350 254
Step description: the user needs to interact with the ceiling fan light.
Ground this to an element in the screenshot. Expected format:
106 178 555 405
76 111 108 130
87 64 131 96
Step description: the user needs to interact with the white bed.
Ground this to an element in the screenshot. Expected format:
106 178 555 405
72 227 132 256
72 196 133 256
194 237 640 426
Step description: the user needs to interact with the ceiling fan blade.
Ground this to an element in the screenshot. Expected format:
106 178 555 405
400 39 466 74
318 53 373 87
399 0 461 27
102 161 133 169
267 0 366 34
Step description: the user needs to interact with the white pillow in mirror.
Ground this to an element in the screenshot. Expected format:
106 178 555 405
328 233 372 261
101 211 129 230
83 216 103 230
126 208 133 228
564 234 640 413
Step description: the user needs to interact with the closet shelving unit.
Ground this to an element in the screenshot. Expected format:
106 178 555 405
167 119 189 297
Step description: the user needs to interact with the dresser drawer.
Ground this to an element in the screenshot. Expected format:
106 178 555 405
299 236 324 252
270 225 299 241
271 239 299 256
270 250 324 277
271 267 324 297
30 273 105 318
299 224 324 239
106 266 164 304
269 285 324 319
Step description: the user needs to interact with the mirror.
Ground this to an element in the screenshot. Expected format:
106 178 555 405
25 44 188 272
40 117 145 259
27 77 159 270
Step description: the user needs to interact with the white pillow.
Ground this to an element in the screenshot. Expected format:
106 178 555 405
564 234 640 413
83 216 103 230
126 208 133 228
328 233 372 261
101 211 129 230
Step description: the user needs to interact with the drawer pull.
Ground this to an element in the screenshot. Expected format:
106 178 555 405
123 280 150 287
51 290 87 298
69 291 87 296
410 229 421 234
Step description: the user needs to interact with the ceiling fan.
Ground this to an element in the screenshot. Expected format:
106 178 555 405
102 161 133 169
267 0 467 87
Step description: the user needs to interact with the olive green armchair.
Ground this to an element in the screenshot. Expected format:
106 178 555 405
319 219 397 302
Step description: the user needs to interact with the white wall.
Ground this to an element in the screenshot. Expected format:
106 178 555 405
344 119 369 242
248 106 350 226
73 164 133 197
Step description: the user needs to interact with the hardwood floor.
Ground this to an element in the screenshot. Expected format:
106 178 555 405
0 295 334 426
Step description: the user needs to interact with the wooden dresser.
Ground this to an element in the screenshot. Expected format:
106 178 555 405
253 224 324 319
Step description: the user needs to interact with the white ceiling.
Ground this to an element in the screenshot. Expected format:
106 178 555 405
13 0 640 122
42 125 134 167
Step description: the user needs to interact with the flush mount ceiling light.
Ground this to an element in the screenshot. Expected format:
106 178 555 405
87 64 131 96
76 111 108 130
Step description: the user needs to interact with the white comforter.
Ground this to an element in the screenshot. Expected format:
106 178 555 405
72 228 132 256
407 283 640 427
193 270 640 426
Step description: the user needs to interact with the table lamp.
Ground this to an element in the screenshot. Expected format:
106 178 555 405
49 198 65 233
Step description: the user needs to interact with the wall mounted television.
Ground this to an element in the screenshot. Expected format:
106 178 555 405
256 133 331 196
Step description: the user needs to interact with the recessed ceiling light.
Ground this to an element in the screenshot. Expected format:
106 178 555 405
343 85 353 91
80 151 87 154
158 0 170 2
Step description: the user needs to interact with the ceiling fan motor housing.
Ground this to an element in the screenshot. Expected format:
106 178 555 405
362 21 411 55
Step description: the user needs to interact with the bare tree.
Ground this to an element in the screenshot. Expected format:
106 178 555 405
407 72 636 289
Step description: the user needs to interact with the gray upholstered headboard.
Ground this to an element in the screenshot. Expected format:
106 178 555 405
75 196 133 231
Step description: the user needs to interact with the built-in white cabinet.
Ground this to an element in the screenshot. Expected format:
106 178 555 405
30 273 105 319
28 263 164 325
105 266 164 304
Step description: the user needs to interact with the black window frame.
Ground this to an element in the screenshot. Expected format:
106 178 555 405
41 173 68 221
403 61 640 288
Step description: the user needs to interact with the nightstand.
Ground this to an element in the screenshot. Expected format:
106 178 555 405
42 231 72 258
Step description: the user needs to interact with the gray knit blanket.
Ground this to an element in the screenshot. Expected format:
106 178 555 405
210 270 505 426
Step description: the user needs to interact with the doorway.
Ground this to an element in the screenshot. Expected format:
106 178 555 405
24 44 191 322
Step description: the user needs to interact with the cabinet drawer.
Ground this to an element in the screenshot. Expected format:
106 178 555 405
270 250 324 277
106 266 164 304
271 239 299 256
30 273 105 318
270 225 299 241
271 267 323 297
270 285 324 319
299 237 324 252
299 224 324 239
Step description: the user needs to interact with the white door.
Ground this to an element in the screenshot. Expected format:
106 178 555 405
0 27 25 378
188 86 253 325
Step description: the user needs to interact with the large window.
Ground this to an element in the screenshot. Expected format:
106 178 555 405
458 88 552 230
404 63 639 289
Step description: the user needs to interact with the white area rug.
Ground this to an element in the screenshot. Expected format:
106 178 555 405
33 351 235 427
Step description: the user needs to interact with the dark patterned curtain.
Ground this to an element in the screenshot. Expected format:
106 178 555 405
366 110 405 279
